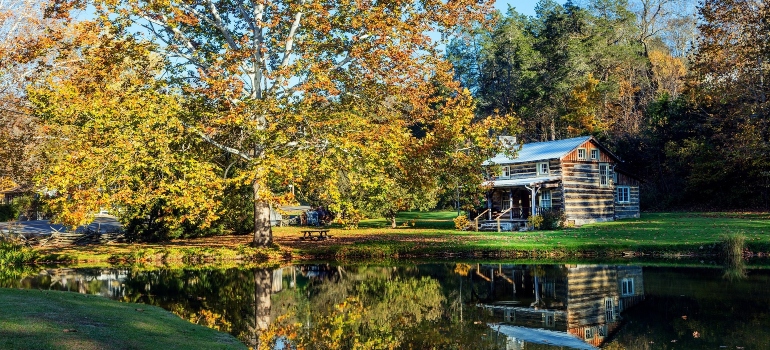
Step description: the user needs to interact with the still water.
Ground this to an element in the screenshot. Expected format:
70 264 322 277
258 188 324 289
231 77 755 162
2 263 769 349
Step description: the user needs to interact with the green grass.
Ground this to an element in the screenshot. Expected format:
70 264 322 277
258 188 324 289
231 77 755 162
16 211 770 265
0 288 246 350
355 210 460 229
286 211 770 259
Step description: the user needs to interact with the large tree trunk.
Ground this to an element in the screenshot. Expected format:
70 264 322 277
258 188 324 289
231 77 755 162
253 181 272 246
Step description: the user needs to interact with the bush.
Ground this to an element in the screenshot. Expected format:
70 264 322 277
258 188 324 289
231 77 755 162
453 215 470 230
0 241 38 265
527 215 544 229
528 210 566 230
333 209 364 230
0 204 17 221
541 210 566 230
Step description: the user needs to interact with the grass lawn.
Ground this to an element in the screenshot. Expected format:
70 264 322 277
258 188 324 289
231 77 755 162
0 288 245 350
24 211 770 263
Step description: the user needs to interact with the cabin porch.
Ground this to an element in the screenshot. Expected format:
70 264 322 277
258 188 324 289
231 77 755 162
470 175 563 231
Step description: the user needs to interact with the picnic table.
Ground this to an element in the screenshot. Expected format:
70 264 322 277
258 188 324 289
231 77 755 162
299 229 332 241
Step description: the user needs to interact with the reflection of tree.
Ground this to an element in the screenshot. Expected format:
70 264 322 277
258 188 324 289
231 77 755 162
260 265 499 350
120 267 264 341
0 265 36 287
248 269 273 348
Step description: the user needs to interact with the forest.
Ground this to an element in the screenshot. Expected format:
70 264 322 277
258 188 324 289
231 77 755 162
0 0 768 244
447 0 770 210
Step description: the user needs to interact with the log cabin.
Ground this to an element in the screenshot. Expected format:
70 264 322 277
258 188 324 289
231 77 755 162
478 136 640 230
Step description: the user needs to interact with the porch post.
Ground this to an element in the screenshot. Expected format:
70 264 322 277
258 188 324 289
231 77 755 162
530 185 537 217
486 191 492 220
509 189 514 220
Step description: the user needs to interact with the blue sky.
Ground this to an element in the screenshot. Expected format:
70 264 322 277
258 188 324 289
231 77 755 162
495 0 541 17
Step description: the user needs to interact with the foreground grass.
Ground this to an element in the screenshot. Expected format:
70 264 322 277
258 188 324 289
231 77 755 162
18 211 770 264
0 288 245 350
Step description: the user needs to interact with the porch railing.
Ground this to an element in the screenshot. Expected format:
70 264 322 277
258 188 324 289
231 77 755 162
493 208 512 232
472 207 556 231
473 209 490 231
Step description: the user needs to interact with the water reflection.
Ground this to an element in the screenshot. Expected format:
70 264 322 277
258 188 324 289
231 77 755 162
2 263 769 349
470 265 644 349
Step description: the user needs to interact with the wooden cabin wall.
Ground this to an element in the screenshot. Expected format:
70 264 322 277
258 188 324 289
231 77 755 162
616 266 645 311
567 322 620 348
614 186 640 219
562 140 613 163
484 306 568 330
614 173 640 219
496 159 562 180
565 266 620 329
561 161 615 224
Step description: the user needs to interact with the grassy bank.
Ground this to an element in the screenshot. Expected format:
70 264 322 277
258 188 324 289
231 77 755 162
0 288 245 350
9 211 770 264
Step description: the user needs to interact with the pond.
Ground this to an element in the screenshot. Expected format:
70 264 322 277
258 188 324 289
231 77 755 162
2 262 769 349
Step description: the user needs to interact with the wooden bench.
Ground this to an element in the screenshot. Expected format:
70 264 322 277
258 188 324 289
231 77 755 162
299 229 332 241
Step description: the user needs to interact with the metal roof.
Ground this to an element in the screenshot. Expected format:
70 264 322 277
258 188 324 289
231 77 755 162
485 136 592 165
486 176 562 188
490 324 598 350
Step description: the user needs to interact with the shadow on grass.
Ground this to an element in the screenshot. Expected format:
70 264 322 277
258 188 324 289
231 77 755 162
0 288 245 350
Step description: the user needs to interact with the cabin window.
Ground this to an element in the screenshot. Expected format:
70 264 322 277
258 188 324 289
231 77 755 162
543 312 555 327
585 328 594 339
599 325 608 337
577 148 587 160
500 166 510 178
540 190 552 209
591 149 599 160
501 197 512 210
537 162 549 176
504 309 513 322
617 186 630 203
605 297 615 322
599 163 610 186
621 278 634 296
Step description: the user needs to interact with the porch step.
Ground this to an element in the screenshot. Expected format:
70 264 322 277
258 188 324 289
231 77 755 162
477 221 525 232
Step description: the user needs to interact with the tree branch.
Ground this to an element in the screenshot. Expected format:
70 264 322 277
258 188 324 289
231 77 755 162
182 122 253 161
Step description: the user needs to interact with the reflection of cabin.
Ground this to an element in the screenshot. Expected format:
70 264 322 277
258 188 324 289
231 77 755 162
478 136 640 230
474 264 644 349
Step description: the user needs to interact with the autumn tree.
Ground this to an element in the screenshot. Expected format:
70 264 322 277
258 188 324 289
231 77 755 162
40 0 511 244
687 0 770 207
0 0 54 190
29 24 225 238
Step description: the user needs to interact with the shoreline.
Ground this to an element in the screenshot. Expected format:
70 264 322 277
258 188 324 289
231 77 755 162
3 212 768 266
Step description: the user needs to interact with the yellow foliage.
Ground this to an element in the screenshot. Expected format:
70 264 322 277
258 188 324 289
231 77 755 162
454 263 471 276
649 50 687 96
453 215 470 230
564 74 604 135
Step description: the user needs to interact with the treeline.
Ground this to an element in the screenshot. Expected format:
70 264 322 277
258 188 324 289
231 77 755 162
447 0 770 210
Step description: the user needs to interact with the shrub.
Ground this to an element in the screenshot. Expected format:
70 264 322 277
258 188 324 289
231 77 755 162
0 241 38 265
528 211 566 230
527 214 544 229
0 204 17 221
453 215 470 230
334 209 364 230
721 232 747 280
721 232 746 259
541 210 566 230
